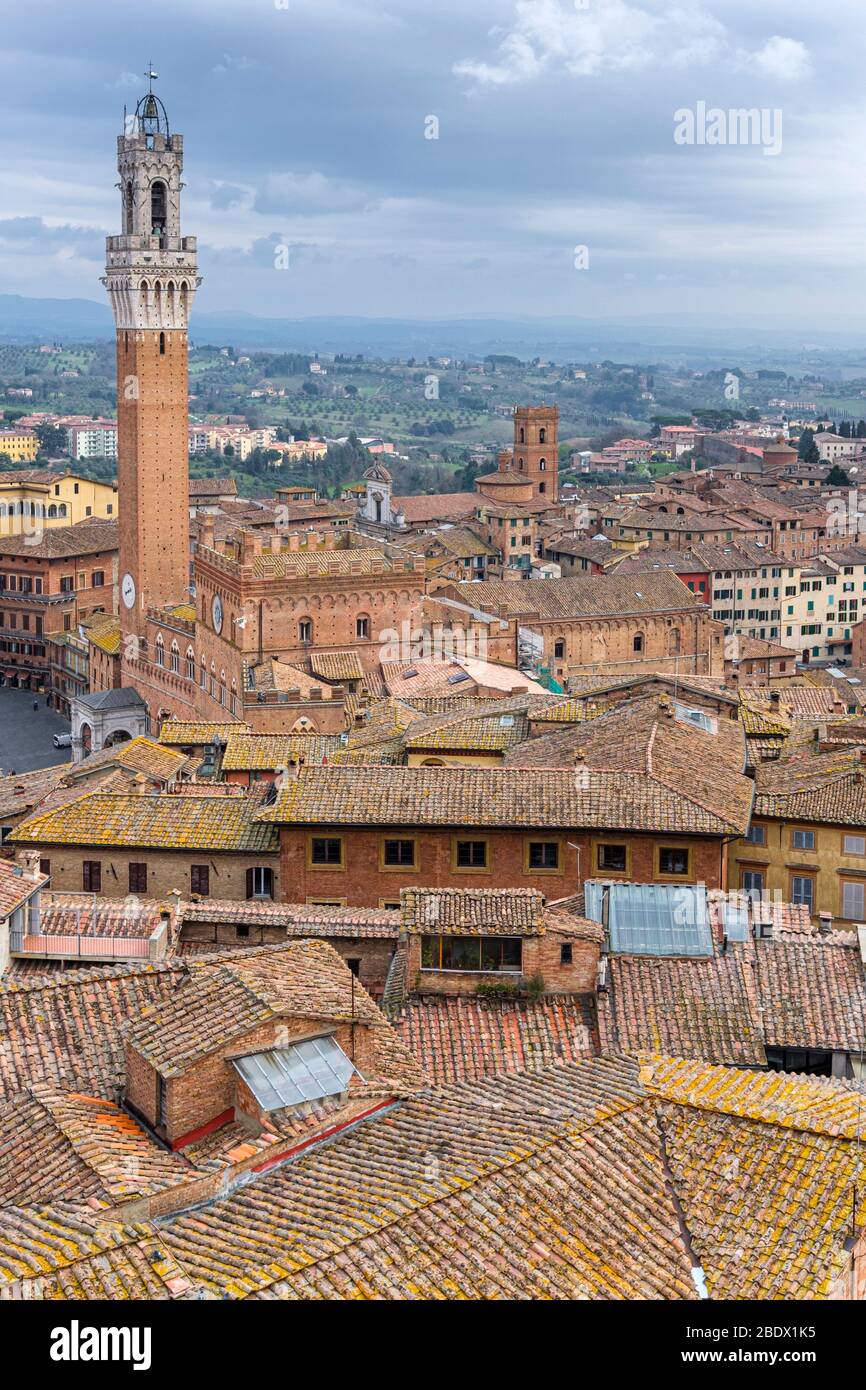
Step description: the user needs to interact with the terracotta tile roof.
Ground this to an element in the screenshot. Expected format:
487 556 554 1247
642 1055 866 1141
504 696 753 835
178 898 399 940
393 996 597 1085
399 693 557 749
601 951 766 1066
0 861 45 919
69 735 189 782
642 1076 866 1298
160 1057 696 1301
750 899 813 934
0 1206 193 1299
220 733 340 770
747 686 841 717
401 694 523 717
125 940 423 1093
81 612 121 655
0 1086 190 1206
0 961 182 1103
753 755 866 825
412 525 497 560
755 935 866 1052
245 658 337 699
339 696 422 750
189 476 237 496
251 546 399 579
733 635 795 661
0 765 66 817
392 491 478 524
164 601 196 623
382 659 482 698
309 650 364 683
400 887 546 936
739 698 792 736
530 696 608 724
260 762 750 836
0 519 118 560
159 720 251 745
453 570 703 620
10 790 279 853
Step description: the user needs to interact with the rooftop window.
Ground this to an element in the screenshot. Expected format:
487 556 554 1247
233 1035 357 1113
585 880 713 956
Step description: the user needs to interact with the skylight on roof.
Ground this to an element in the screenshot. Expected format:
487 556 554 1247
233 1036 358 1113
447 671 472 684
584 880 713 956
674 703 717 735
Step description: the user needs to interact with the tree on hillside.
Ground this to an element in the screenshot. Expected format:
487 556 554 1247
827 464 852 487
798 428 819 465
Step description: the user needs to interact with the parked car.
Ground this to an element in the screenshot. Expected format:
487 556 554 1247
52 733 73 749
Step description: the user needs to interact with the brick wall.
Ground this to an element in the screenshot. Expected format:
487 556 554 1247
127 1014 378 1143
279 826 728 907
178 921 397 999
405 927 599 996
31 846 279 901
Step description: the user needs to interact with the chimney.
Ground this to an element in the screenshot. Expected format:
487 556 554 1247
818 910 833 936
16 848 43 882
573 747 586 765
198 518 215 551
770 690 781 706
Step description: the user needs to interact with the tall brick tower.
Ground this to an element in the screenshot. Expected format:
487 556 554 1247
513 405 558 499
102 77 200 651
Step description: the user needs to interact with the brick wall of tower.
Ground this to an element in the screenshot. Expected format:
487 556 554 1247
513 405 559 500
117 328 190 651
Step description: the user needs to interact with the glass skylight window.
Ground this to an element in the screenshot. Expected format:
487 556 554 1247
673 703 717 734
233 1036 358 1113
584 880 713 956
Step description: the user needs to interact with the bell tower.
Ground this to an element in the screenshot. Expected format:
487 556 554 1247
513 404 559 500
102 73 200 650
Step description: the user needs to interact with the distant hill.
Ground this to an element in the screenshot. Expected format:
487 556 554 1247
1 293 865 364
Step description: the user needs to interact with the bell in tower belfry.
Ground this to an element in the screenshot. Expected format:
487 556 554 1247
101 73 201 654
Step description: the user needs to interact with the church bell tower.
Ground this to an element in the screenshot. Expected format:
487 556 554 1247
102 76 200 651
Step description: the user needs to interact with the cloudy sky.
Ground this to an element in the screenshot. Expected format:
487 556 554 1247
1 0 863 325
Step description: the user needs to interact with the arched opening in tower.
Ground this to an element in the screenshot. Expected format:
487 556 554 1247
151 180 167 245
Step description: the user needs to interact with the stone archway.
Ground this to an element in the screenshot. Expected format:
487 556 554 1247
103 728 133 748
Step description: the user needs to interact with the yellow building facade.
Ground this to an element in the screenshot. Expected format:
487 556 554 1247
0 469 118 537
0 430 38 462
733 808 866 929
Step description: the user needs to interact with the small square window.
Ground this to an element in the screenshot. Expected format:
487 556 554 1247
793 829 815 851
383 838 415 867
597 843 626 872
560 943 573 966
456 839 487 869
528 841 559 870
311 836 343 866
659 846 689 876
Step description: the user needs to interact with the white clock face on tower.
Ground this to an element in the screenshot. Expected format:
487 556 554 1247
212 593 223 634
121 572 136 609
